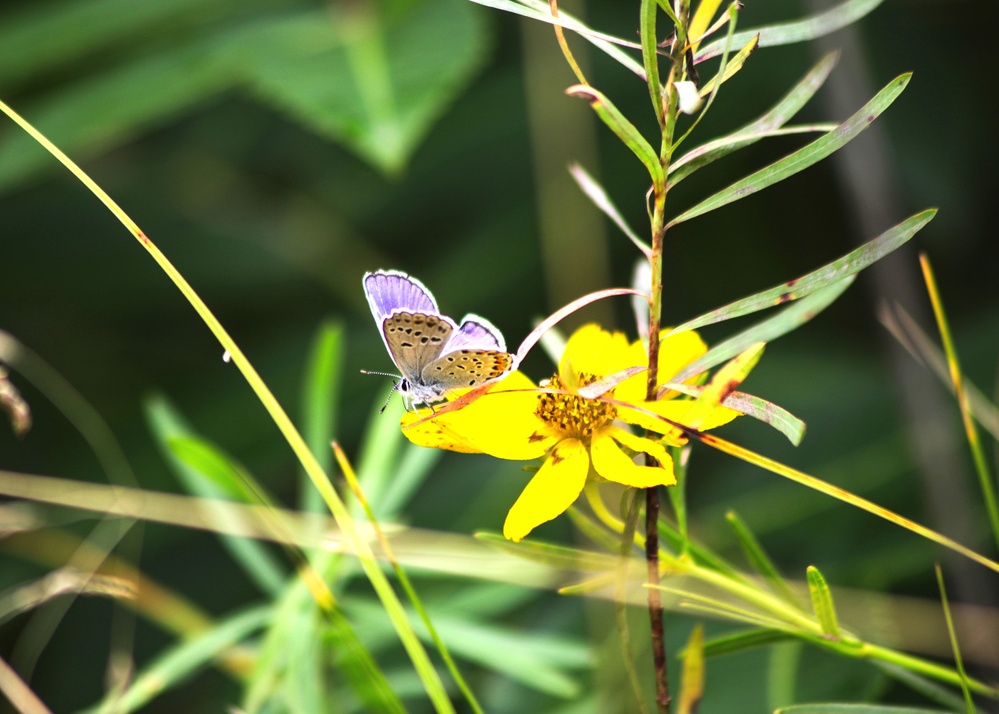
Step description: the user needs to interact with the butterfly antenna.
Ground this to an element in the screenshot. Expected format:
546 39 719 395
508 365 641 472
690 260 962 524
360 370 403 413
379 386 399 414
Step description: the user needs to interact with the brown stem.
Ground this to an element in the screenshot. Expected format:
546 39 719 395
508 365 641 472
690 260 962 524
646 486 669 712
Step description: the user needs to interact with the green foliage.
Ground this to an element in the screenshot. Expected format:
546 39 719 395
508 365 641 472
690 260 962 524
2 0 997 712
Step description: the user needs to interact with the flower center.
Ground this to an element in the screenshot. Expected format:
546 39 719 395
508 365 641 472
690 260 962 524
535 373 617 439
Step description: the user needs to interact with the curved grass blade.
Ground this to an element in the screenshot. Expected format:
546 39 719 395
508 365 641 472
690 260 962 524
335 443 485 714
726 511 799 606
669 73 911 226
86 606 271 714
934 565 975 714
146 398 286 596
669 209 936 336
670 52 839 185
692 430 999 576
695 0 884 62
640 0 662 127
920 255 999 554
879 302 999 443
0 99 455 714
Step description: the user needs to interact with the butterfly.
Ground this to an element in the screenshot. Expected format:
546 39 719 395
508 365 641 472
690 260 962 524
362 270 516 409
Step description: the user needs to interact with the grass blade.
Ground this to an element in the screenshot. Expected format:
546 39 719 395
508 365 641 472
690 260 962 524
726 511 799 606
0 98 455 714
145 397 287 596
919 254 999 553
934 565 975 714
87 606 271 714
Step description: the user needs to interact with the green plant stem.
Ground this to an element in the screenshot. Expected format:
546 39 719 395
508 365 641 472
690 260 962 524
640 0 690 711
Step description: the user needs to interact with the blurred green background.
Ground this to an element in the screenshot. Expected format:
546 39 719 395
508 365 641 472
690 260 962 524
2 0 998 711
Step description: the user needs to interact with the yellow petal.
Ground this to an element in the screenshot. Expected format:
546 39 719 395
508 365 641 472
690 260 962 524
559 324 637 385
620 398 739 438
503 438 589 541
608 426 675 470
616 329 710 403
590 432 676 488
402 371 556 460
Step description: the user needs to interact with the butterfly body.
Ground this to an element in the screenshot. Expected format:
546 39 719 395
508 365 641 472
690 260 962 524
363 270 515 409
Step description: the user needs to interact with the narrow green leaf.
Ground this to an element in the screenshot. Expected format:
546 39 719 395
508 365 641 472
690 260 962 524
87 606 270 714
934 565 976 714
670 51 839 185
696 0 885 61
640 0 663 126
702 629 795 658
300 321 345 513
805 566 840 639
145 397 286 596
566 85 664 189
669 73 911 226
326 605 409 714
670 277 855 383
657 520 746 581
346 598 589 699
725 511 799 606
354 397 407 520
669 208 936 336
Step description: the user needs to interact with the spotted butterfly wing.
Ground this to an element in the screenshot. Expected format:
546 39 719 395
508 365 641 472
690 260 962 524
362 269 516 407
380 311 454 381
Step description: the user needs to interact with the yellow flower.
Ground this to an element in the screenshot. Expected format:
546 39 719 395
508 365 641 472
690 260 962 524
402 324 739 541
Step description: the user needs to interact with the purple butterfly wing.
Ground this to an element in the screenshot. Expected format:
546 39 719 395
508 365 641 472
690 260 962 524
447 314 508 352
363 270 438 322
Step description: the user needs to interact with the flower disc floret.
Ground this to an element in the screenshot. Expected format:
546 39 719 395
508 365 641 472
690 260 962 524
536 374 617 439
